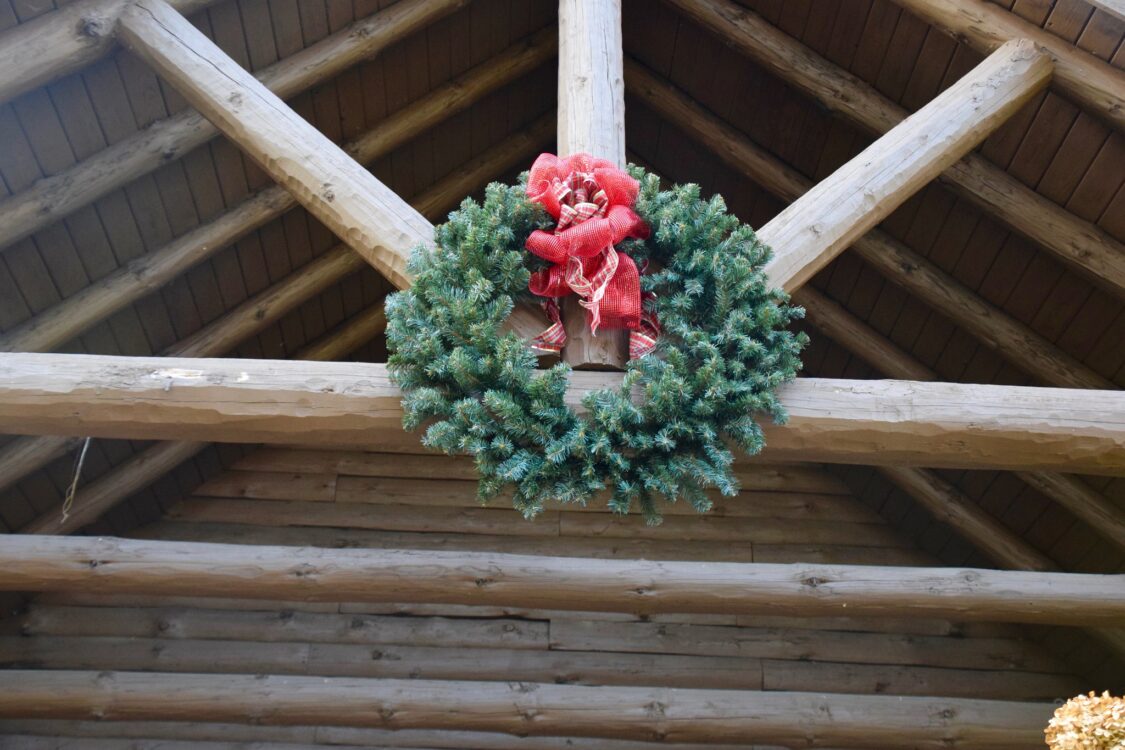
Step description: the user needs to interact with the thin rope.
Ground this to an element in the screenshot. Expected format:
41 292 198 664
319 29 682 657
60 437 92 523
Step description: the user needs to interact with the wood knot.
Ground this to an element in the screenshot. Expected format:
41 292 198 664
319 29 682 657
801 576 829 588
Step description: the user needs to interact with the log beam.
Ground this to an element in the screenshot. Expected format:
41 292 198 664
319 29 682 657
1 536 1123 624
755 39 1051 291
0 353 1121 473
0 0 217 106
626 60 1109 390
664 0 1125 295
115 0 428 290
0 0 467 251
17 122 552 535
799 288 1125 555
0 30 555 356
891 0 1125 131
0 671 1052 749
557 0 629 369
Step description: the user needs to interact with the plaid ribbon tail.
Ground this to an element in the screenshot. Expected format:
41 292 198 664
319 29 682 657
529 298 566 355
628 295 660 359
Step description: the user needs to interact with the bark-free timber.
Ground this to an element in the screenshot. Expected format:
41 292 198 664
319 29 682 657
0 0 217 106
892 0 1125 131
757 39 1050 291
0 671 1052 749
1 536 1123 625
114 0 430 290
0 0 465 252
627 60 1109 390
0 30 555 355
18 119 553 535
665 0 1125 296
0 353 1121 473
557 0 629 368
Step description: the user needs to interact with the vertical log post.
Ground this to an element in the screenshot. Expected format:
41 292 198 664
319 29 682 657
557 0 628 369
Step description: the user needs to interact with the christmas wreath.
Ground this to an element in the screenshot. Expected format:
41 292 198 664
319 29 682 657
386 154 806 523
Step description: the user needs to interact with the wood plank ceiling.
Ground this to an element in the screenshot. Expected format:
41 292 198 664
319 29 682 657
0 0 1121 706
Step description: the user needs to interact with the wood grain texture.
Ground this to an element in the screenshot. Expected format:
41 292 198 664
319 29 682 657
0 354 1121 472
0 670 1053 748
664 0 1125 295
0 0 464 251
626 60 1110 390
893 0 1125 131
558 0 629 368
0 30 554 354
0 0 218 106
116 0 432 291
1 535 1124 624
758 39 1052 291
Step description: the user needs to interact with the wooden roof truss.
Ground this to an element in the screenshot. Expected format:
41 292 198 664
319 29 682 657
0 0 1122 746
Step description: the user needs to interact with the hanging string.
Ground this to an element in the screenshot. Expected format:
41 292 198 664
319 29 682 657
60 437 92 523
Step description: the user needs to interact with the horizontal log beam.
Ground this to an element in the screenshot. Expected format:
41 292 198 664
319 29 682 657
0 670 1052 749
0 0 217 106
757 39 1051 291
18 120 552 535
0 0 466 251
2 536 1124 625
665 0 1125 295
892 0 1125 131
626 60 1110 390
0 353 1121 473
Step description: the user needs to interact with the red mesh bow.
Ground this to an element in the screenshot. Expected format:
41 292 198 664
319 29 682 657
524 153 655 357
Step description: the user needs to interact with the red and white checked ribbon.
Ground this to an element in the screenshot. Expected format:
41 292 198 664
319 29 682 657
525 154 657 359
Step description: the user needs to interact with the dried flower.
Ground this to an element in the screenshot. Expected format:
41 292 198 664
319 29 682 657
1046 692 1125 750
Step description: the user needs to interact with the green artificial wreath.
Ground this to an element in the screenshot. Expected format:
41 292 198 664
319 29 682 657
385 163 806 523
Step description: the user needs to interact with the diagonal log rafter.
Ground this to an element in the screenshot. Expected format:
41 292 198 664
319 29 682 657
626 58 1125 553
0 0 219 106
626 59 1111 391
0 34 557 497
663 0 1125 297
17 119 555 535
891 0 1125 132
798 288 1125 657
0 0 469 252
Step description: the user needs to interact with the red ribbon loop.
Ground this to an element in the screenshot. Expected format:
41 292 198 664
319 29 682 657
524 153 655 357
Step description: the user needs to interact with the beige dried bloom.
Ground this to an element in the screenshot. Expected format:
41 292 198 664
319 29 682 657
1045 692 1125 750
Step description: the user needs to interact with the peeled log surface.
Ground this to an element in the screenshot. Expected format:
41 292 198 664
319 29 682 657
557 0 629 368
892 0 1125 132
0 353 1121 474
758 39 1051 291
0 670 1053 749
116 0 431 290
1 536 1124 625
664 0 1125 295
0 0 218 106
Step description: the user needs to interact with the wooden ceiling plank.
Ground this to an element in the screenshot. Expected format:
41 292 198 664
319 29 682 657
799 274 1125 552
18 121 553 535
666 0 1125 296
627 61 1111 390
557 0 628 369
2 535 1124 626
0 33 554 356
893 0 1125 131
113 0 430 291
0 0 218 107
0 353 1122 473
0 0 466 253
754 39 1051 291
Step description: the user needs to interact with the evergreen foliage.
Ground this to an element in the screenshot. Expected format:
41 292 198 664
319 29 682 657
386 166 807 523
